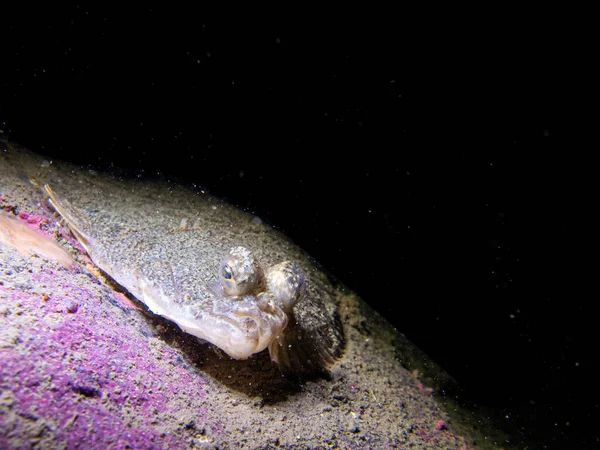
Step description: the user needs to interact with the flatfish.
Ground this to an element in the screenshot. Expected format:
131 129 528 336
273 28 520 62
37 163 344 372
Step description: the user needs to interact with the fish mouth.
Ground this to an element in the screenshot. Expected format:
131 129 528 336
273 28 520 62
186 313 263 359
193 294 289 359
140 284 288 360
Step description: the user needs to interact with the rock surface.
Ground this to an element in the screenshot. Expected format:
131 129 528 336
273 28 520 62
0 142 506 449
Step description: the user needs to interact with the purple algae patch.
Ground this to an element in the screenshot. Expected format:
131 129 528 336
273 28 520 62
0 267 207 449
0 324 173 448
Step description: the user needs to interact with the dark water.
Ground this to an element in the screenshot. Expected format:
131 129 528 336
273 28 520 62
1 8 591 449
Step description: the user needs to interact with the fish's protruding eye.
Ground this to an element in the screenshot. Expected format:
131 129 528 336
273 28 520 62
222 264 233 280
266 261 306 311
219 246 264 296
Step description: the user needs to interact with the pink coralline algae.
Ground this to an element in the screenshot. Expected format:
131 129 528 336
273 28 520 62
0 263 207 449
17 211 43 225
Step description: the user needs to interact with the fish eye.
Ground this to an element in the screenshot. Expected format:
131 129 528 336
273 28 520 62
219 247 264 296
222 264 233 280
266 261 306 311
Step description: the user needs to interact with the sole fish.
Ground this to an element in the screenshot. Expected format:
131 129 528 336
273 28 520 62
40 165 344 372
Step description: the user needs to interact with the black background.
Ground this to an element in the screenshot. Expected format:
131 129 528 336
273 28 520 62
1 7 593 449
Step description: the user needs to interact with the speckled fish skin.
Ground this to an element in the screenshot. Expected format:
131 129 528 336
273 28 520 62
36 161 344 372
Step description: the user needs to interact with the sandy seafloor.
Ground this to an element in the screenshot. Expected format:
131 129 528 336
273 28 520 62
0 142 512 449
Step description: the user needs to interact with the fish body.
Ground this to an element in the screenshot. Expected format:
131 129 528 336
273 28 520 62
40 166 343 371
